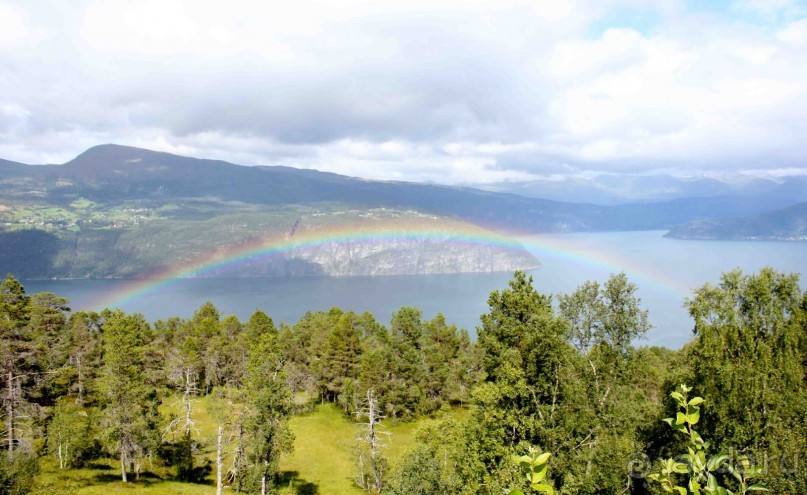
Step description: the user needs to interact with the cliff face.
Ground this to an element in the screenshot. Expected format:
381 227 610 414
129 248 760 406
214 238 538 278
304 238 537 276
1 207 538 279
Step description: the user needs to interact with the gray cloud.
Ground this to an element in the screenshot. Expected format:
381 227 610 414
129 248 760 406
0 0 806 183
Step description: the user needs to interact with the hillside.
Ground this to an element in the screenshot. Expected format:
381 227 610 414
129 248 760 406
665 202 807 240
480 173 807 206
1 144 805 278
0 204 538 279
6 144 801 231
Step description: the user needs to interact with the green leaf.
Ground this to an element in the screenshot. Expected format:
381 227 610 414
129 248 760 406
532 463 547 483
707 454 729 472
676 412 688 425
527 468 546 484
688 408 700 425
531 483 554 494
746 485 768 492
673 462 690 474
507 490 524 495
674 486 687 495
688 397 705 406
671 391 685 403
674 422 688 434
534 452 551 465
706 474 718 491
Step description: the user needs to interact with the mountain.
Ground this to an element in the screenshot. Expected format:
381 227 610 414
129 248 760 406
665 202 807 241
8 144 803 231
1 144 805 279
480 173 807 206
1 145 547 278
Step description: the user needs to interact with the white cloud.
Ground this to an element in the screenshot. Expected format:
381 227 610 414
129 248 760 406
0 0 806 182
0 2 47 50
777 17 807 44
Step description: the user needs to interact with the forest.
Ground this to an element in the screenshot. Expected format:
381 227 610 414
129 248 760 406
0 267 805 495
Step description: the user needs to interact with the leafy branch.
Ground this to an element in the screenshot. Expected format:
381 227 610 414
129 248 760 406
505 446 554 495
648 384 767 495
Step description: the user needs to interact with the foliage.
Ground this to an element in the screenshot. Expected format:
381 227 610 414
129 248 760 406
467 270 655 494
648 384 767 495
506 446 553 495
686 268 807 493
0 269 803 495
97 309 162 482
46 398 92 469
384 419 466 495
241 331 294 493
0 452 38 495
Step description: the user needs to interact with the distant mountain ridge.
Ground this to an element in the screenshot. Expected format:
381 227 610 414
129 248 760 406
480 173 807 206
665 202 807 240
1 144 805 279
4 144 804 232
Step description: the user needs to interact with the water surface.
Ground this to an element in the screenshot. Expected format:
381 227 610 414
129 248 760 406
23 231 805 348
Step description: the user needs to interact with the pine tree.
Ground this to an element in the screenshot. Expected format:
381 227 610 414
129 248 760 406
321 311 362 409
244 332 294 495
0 274 31 457
97 310 161 482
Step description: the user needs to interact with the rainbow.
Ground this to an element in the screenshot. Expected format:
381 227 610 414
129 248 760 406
89 219 531 311
90 222 696 313
517 233 695 299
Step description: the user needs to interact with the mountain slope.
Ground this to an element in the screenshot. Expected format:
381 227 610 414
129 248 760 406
2 144 806 278
13 144 802 232
480 173 807 206
665 202 807 240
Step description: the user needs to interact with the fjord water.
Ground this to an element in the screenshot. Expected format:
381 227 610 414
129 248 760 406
23 231 805 348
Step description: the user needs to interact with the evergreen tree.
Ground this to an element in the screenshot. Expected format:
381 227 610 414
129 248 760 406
97 310 161 482
243 332 294 495
388 307 426 418
62 312 102 406
0 275 31 457
321 311 362 409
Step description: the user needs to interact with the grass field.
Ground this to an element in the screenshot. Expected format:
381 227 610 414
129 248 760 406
36 399 469 495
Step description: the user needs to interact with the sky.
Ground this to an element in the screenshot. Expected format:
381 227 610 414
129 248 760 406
1 0 806 185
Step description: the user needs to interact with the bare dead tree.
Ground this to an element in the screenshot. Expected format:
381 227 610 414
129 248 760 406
354 389 389 494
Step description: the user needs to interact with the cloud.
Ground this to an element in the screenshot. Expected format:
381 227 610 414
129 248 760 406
0 0 806 184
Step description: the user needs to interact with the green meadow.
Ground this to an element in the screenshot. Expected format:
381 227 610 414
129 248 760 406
37 399 468 495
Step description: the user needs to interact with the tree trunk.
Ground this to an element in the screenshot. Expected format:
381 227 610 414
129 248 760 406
216 425 223 495
261 473 266 495
120 450 128 482
58 432 64 469
76 355 84 406
6 370 13 457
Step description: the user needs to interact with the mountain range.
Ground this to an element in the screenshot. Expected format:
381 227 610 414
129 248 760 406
480 173 807 206
1 144 804 279
666 202 807 241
